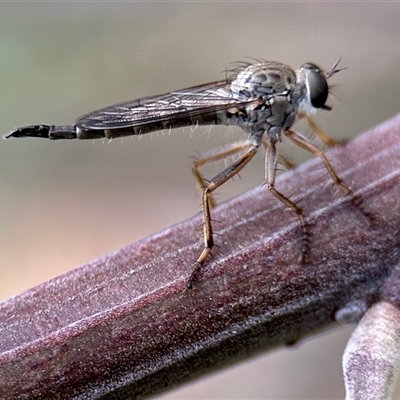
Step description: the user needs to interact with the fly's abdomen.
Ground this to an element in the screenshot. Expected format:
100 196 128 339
6 111 232 141
76 110 233 140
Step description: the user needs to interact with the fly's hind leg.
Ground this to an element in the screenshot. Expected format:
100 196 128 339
192 140 252 209
188 140 260 289
265 141 310 260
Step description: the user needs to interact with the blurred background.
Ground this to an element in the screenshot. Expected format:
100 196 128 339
1 2 400 399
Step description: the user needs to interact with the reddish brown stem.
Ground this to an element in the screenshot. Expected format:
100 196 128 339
1 115 400 399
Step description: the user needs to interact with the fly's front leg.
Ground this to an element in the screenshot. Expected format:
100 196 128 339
265 141 310 260
299 112 347 147
285 129 369 219
192 141 251 209
188 142 260 289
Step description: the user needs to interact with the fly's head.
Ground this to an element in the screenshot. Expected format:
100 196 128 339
297 59 344 114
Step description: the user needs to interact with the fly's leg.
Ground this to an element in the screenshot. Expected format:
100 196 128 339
285 129 368 218
299 112 347 147
265 141 310 260
261 135 295 171
188 141 260 289
192 140 251 209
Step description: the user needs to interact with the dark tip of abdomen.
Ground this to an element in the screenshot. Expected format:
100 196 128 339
5 125 77 140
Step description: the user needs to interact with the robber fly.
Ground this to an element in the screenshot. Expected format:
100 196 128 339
6 59 360 288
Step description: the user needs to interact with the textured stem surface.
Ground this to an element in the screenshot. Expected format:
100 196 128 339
1 115 400 399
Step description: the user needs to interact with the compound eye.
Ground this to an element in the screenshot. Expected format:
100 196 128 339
301 62 321 72
306 69 328 109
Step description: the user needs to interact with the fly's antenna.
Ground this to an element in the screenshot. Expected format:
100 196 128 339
325 57 347 79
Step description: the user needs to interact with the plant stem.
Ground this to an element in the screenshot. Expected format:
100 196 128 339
1 115 400 399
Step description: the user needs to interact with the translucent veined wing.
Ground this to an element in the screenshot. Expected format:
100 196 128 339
76 80 255 130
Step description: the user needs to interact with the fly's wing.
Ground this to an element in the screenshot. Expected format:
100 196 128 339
76 80 255 130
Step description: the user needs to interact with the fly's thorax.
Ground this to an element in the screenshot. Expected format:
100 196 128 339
236 93 299 143
229 61 305 140
230 61 297 99
260 95 299 142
